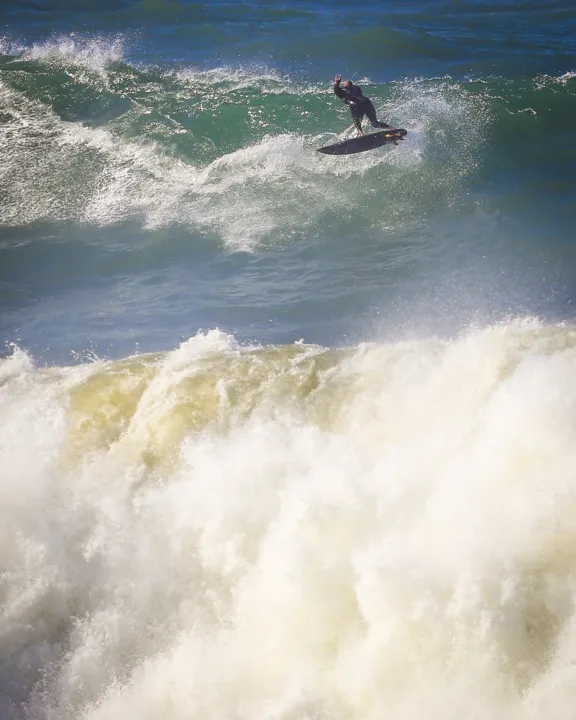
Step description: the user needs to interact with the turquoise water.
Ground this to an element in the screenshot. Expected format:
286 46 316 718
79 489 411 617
1 1 575 360
1 3 576 718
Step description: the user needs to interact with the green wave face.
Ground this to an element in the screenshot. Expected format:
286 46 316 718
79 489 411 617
1 38 573 248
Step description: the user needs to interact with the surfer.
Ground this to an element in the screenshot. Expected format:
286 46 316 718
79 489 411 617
333 75 392 136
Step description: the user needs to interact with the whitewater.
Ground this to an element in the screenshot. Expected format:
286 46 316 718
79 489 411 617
3 321 576 719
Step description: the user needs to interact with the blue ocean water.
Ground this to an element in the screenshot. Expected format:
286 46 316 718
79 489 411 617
1 2 576 719
1 0 575 360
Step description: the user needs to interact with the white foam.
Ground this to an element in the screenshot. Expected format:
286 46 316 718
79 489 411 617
22 35 126 71
175 65 321 95
71 125 423 249
0 37 26 56
4 321 576 718
557 71 576 85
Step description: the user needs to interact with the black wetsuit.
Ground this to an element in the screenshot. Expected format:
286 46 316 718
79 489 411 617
333 81 390 133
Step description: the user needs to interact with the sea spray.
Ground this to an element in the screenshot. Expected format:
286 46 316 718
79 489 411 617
3 322 576 718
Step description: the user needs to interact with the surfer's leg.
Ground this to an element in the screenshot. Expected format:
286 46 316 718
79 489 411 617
365 101 391 129
352 115 364 135
351 110 364 135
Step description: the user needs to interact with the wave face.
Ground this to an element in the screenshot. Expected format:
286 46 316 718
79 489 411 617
3 322 576 719
0 37 483 243
0 34 573 246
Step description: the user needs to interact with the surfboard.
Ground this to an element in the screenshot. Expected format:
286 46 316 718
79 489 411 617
317 128 407 156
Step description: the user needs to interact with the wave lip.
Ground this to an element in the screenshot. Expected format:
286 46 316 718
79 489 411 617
5 33 126 70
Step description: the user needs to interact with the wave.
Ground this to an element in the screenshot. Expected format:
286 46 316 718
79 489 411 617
0 36 574 248
0 38 489 248
3 320 576 718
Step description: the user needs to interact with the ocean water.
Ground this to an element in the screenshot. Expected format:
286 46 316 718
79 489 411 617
1 1 576 718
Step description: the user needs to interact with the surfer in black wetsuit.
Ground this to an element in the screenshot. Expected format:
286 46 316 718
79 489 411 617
333 75 392 136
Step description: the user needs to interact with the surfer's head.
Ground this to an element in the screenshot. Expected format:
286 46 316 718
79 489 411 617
343 80 352 88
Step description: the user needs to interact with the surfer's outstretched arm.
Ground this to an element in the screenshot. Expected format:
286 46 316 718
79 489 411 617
333 75 347 102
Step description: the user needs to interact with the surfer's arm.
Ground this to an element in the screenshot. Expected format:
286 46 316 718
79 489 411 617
333 82 348 103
